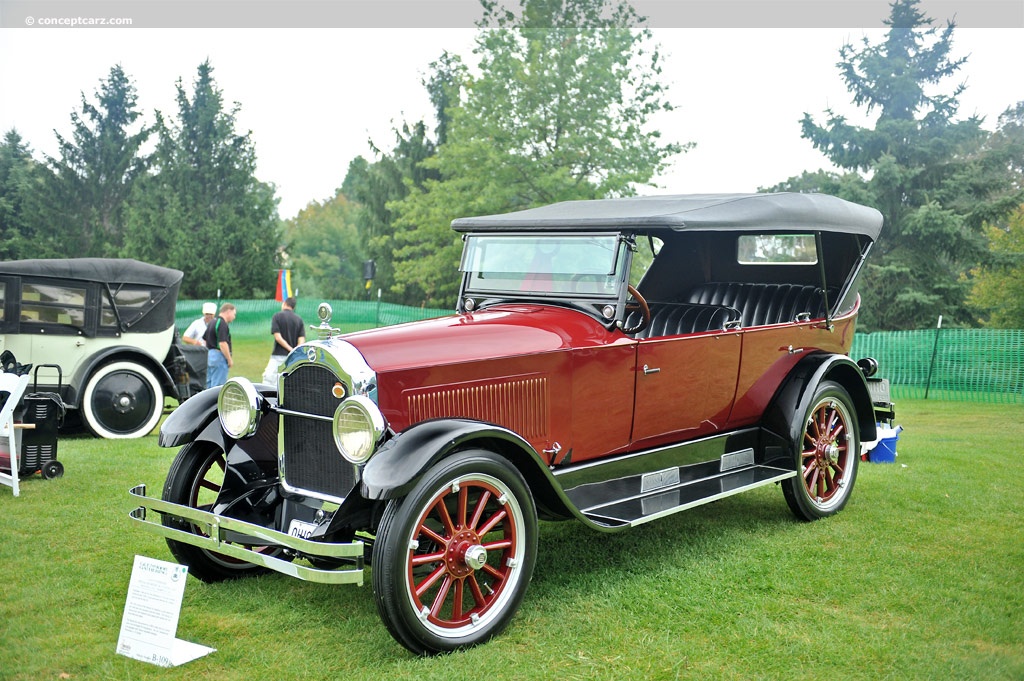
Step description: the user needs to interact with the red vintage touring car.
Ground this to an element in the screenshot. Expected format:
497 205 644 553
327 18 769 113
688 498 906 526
131 192 888 654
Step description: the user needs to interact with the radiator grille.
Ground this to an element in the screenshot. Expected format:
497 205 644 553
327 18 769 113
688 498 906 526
406 376 549 439
281 364 357 500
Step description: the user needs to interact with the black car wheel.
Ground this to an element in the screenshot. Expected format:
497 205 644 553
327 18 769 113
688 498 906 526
80 361 163 439
162 441 284 582
372 449 538 655
783 380 860 521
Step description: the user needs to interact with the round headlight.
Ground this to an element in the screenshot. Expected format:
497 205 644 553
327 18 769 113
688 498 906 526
218 378 262 439
332 395 386 464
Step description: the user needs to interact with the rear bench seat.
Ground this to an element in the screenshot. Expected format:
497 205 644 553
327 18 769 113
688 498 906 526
627 303 741 339
686 282 835 328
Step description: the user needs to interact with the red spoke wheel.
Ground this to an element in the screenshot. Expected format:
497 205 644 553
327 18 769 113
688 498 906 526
162 441 287 582
783 381 860 521
373 449 537 655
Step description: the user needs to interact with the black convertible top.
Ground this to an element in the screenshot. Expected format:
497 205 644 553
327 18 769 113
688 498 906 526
0 258 183 334
0 258 183 287
451 192 883 240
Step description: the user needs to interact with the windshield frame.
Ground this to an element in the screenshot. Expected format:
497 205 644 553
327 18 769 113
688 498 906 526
457 231 634 326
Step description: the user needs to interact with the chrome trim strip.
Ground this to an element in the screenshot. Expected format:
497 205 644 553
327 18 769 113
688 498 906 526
553 428 761 488
586 467 796 529
128 485 363 585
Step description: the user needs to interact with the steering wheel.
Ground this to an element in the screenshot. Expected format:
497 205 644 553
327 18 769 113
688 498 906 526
621 284 650 335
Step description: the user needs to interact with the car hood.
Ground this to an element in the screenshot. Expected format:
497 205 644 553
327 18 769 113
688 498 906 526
342 304 617 373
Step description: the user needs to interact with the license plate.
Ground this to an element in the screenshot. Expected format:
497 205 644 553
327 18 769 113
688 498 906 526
288 519 317 539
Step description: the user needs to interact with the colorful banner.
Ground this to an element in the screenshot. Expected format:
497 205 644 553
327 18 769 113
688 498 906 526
274 269 293 302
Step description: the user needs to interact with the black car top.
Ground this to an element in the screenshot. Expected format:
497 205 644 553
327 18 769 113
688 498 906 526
451 192 883 240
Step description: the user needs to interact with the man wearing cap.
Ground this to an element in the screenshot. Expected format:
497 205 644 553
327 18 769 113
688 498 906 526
182 302 216 346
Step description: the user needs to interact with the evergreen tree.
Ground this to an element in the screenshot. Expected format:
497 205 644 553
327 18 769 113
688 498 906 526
388 0 687 307
799 0 1000 330
42 65 150 256
0 129 47 259
123 61 280 298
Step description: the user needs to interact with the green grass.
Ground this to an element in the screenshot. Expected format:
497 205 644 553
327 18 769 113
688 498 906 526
2 400 1022 680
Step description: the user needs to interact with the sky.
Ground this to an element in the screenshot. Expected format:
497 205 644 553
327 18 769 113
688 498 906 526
1 10 1022 220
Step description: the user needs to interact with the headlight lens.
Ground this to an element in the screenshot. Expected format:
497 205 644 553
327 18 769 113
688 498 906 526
218 378 262 439
332 395 386 464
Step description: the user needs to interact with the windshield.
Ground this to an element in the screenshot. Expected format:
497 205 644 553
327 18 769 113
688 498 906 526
460 234 626 297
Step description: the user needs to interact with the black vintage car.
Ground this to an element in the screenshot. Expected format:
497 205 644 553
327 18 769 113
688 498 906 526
130 193 890 654
0 258 200 438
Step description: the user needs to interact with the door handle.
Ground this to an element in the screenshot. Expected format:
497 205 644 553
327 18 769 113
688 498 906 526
643 364 661 375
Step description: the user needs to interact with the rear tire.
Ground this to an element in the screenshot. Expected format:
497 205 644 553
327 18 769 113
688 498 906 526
783 380 860 521
80 361 163 439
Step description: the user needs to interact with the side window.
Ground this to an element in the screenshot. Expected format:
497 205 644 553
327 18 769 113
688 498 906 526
0 281 5 322
101 287 154 328
20 281 88 330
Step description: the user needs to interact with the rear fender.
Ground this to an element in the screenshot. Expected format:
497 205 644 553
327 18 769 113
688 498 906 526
69 347 176 408
360 419 564 515
763 353 877 452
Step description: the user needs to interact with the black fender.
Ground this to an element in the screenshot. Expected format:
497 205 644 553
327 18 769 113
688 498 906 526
763 352 877 454
70 346 177 408
158 384 278 449
158 387 222 448
360 418 560 508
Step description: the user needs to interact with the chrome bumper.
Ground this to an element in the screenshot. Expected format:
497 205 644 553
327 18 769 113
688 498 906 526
128 484 364 585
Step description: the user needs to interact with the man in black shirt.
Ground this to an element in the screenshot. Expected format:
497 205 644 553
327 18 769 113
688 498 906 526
205 303 236 388
262 297 305 384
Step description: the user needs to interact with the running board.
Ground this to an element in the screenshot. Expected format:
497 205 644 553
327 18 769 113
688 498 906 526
573 465 795 529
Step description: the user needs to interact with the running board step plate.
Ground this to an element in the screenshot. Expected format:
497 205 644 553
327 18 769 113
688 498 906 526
578 465 795 529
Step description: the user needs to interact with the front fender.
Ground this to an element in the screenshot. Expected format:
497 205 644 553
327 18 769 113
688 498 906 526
158 384 278 448
360 418 545 501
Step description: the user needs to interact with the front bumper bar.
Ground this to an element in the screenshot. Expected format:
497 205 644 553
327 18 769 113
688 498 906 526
128 484 364 585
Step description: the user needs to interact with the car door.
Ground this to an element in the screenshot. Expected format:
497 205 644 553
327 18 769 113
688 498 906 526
15 277 97 390
630 330 741 449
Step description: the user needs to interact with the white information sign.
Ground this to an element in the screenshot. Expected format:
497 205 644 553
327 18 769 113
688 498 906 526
116 555 215 667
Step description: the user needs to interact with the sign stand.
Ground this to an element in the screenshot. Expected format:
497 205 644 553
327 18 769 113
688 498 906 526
116 555 215 667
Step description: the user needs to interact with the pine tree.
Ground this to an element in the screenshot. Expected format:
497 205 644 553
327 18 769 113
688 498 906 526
123 61 280 298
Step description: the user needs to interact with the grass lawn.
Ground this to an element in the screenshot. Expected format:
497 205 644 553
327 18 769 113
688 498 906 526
1 398 1022 680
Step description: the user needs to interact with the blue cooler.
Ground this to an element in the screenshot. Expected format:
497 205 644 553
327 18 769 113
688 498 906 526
869 425 903 463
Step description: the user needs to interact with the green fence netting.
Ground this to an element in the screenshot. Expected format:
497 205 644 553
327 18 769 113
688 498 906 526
178 301 1023 404
851 329 1023 403
176 299 451 341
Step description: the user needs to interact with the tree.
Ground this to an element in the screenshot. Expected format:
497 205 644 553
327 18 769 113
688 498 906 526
798 0 1002 330
0 129 47 259
42 65 151 257
968 206 1024 328
338 52 459 304
122 61 280 298
282 191 367 300
388 0 687 306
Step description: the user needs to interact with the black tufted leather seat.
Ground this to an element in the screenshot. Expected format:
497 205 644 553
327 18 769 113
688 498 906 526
686 282 836 327
627 303 741 339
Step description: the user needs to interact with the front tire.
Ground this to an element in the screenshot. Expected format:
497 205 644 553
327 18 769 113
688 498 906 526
783 380 860 521
161 441 279 582
80 361 163 438
372 449 538 655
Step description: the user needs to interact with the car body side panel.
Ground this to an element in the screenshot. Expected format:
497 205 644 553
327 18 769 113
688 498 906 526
727 311 858 427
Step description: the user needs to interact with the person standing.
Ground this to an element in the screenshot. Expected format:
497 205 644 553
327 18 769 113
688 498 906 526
262 297 305 384
182 302 216 345
205 302 236 388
